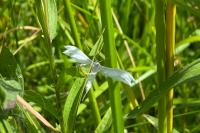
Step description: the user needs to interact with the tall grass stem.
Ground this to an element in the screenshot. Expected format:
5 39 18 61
155 0 167 132
88 88 101 125
112 10 145 100
63 0 82 49
166 1 176 132
63 0 101 128
100 0 124 132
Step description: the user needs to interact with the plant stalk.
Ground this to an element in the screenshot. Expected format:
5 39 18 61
63 0 101 128
36 0 63 131
63 0 82 49
166 1 176 133
99 0 124 132
88 88 101 125
112 10 145 100
155 0 167 132
43 24 64 133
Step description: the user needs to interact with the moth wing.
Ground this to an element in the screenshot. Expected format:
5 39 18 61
100 66 135 87
82 72 96 101
63 45 92 65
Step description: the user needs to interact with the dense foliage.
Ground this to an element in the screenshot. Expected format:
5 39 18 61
0 0 200 132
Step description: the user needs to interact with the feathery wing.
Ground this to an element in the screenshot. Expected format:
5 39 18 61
63 45 92 65
63 45 136 99
99 66 135 87
82 72 96 100
82 62 101 100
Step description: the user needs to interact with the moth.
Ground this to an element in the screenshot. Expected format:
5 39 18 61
63 45 135 98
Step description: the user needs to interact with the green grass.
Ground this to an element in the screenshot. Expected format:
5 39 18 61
99 0 124 132
0 0 200 133
155 0 167 132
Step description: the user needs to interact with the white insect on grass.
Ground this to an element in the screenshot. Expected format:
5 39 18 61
63 45 135 98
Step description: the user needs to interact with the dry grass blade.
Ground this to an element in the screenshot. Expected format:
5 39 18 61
13 30 41 55
16 95 58 132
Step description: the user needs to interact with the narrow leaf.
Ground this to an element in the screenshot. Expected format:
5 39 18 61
63 78 84 133
127 58 200 118
89 30 104 57
95 108 112 133
47 0 57 41
16 95 57 131
0 119 13 133
143 114 180 133
36 0 57 42
143 114 158 129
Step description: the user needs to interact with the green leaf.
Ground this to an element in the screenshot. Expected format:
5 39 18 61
58 16 75 44
143 114 158 129
89 30 104 57
36 0 57 42
127 58 200 118
0 48 23 86
63 78 84 133
0 80 22 110
18 104 45 133
95 108 112 133
47 0 57 41
0 119 13 133
0 47 24 110
175 29 200 54
143 114 180 133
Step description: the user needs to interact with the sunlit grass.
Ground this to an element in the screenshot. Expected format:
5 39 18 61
0 0 200 133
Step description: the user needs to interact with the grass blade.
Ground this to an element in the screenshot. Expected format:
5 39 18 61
36 0 57 42
127 58 200 118
99 0 124 132
63 78 84 133
63 0 82 49
16 95 57 131
95 108 112 133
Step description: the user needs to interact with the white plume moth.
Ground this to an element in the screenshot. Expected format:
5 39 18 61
63 45 135 98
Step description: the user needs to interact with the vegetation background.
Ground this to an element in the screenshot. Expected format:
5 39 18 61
0 0 200 133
